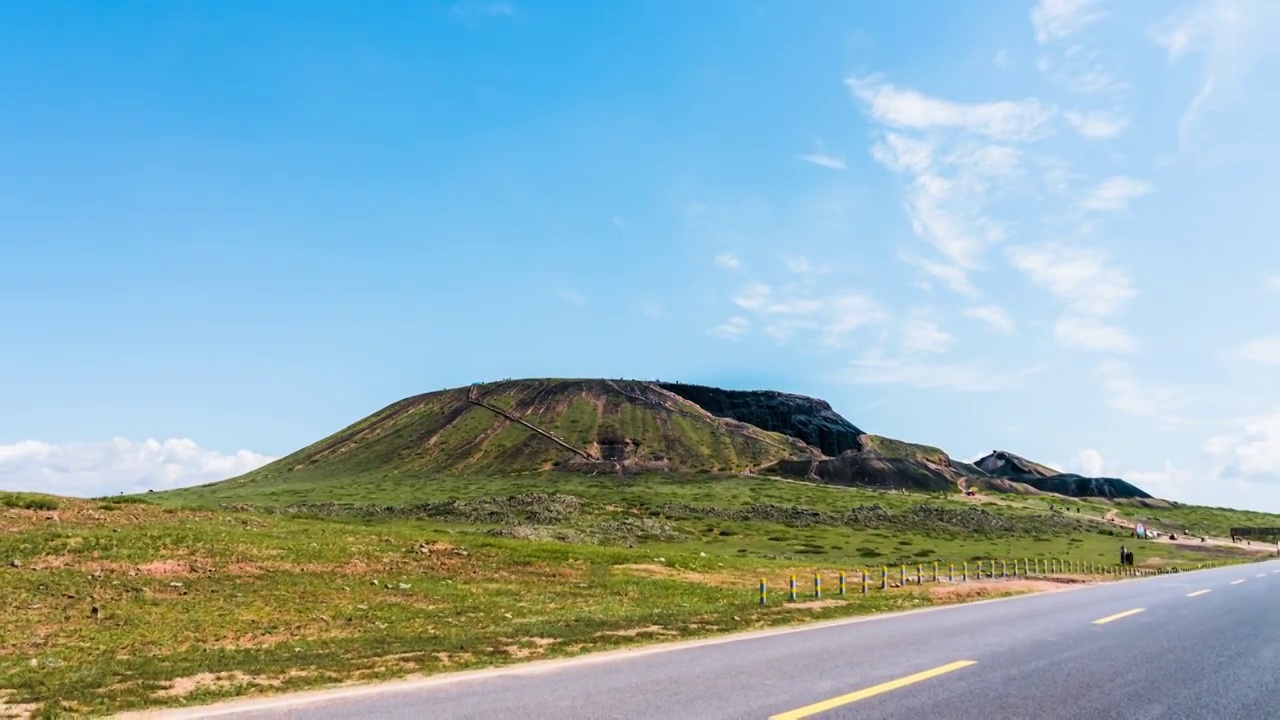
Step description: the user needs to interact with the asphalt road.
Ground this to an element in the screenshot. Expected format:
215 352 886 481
150 560 1280 720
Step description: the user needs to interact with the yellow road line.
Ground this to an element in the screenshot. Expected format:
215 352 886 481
1230 580 1245 585
769 660 977 720
1186 589 1211 597
1092 608 1145 625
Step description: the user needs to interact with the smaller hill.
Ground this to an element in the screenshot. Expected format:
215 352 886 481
973 450 1059 478
973 450 1153 500
761 434 970 493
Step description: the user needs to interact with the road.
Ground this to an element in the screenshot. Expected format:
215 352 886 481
144 561 1280 720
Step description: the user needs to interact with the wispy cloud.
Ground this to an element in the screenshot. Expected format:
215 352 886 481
1064 110 1130 139
1031 0 1106 44
720 279 886 347
963 305 1016 334
1151 0 1280 151
714 252 741 269
1235 335 1280 365
1054 315 1137 354
1007 242 1136 317
708 316 749 340
847 76 1054 142
900 312 953 354
1097 360 1190 427
796 152 847 170
1265 275 1280 292
1080 176 1155 211
840 356 1043 392
1204 410 1280 484
553 288 586 306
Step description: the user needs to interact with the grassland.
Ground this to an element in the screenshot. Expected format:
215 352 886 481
2 476 1272 718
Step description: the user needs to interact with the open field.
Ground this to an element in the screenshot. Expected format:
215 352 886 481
3 477 1273 718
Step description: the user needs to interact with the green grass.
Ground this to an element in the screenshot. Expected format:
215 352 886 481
4 472 1273 717
1 492 60 511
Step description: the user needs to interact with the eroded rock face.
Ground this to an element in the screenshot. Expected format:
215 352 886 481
974 450 1152 499
1014 474 1153 500
656 383 863 456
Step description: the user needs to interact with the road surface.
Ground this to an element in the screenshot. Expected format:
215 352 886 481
143 560 1280 720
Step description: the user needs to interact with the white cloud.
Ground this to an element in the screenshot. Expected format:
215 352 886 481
1065 449 1193 499
1032 0 1106 44
1129 462 1194 494
0 437 276 498
714 252 741 269
854 78 1035 298
819 293 887 347
963 305 1016 334
1054 315 1137 354
1236 335 1280 365
840 357 1042 392
1097 360 1189 427
725 278 885 347
796 152 847 170
553 288 586 305
783 255 816 274
1266 275 1280 292
708 316 749 340
847 76 1054 142
730 282 772 310
1072 448 1106 477
995 49 1011 68
1064 110 1130 139
1007 242 1136 316
1151 0 1280 151
1204 410 1280 484
904 254 979 297
901 315 953 354
1080 176 1155 211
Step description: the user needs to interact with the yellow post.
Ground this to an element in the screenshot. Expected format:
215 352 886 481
977 560 984 579
814 572 821 599
862 569 868 594
789 575 797 601
759 577 767 606
916 564 923 584
963 561 969 581
933 561 939 582
900 564 906 586
949 563 955 582
839 571 846 596
881 566 888 590
1002 559 1008 578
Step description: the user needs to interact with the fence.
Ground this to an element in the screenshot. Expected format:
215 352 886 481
756 558 1233 605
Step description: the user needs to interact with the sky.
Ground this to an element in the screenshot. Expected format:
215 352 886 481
3 0 1280 511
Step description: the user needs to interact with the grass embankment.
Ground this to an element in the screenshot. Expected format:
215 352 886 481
1 478 1268 717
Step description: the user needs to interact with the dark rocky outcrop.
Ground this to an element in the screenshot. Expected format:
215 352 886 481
657 383 863 457
973 450 1059 478
1012 473 1153 500
973 450 1152 499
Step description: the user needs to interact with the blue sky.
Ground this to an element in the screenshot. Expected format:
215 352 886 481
4 0 1280 511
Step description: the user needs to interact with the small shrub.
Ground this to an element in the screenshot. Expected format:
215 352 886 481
0 493 59 511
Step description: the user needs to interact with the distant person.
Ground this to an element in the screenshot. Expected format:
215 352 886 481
1119 545 1127 566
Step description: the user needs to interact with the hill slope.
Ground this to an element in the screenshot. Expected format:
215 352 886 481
215 380 821 491
973 450 1153 500
191 378 1152 502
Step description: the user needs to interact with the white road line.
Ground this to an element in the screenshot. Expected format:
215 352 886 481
1186 590 1211 597
1230 579 1246 585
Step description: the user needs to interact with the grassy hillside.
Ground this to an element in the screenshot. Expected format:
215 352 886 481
211 380 808 495
7 481 1270 716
